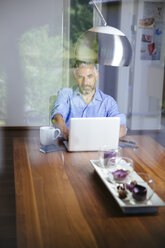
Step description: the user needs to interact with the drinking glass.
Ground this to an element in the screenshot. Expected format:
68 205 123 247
98 146 122 168
107 157 134 183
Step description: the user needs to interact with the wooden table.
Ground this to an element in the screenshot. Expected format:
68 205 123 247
14 136 165 248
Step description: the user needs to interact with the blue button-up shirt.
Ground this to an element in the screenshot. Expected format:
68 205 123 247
51 87 126 129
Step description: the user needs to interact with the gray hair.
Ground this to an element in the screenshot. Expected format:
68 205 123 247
74 63 97 77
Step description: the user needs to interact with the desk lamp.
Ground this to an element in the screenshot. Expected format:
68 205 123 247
75 0 132 66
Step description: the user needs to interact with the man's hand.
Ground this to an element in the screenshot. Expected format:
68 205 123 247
53 114 69 140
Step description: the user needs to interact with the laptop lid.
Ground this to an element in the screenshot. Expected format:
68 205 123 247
65 117 120 152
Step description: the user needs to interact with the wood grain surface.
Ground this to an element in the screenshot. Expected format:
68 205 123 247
14 136 165 248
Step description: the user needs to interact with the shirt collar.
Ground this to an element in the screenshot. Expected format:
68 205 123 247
94 87 102 101
74 87 81 96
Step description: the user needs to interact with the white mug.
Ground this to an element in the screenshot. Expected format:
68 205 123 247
40 126 61 146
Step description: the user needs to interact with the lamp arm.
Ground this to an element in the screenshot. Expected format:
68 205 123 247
91 0 107 26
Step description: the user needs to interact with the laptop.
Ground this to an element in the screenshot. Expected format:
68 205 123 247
63 117 120 152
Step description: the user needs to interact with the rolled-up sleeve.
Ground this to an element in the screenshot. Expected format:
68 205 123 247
106 97 126 126
51 88 70 122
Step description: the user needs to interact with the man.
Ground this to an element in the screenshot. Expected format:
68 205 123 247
51 63 127 140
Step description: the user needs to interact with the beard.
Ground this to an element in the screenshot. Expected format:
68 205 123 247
79 85 94 95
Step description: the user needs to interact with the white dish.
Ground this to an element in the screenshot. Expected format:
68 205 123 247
90 160 165 214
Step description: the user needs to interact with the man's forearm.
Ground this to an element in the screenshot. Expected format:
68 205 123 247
53 114 69 140
119 125 127 138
